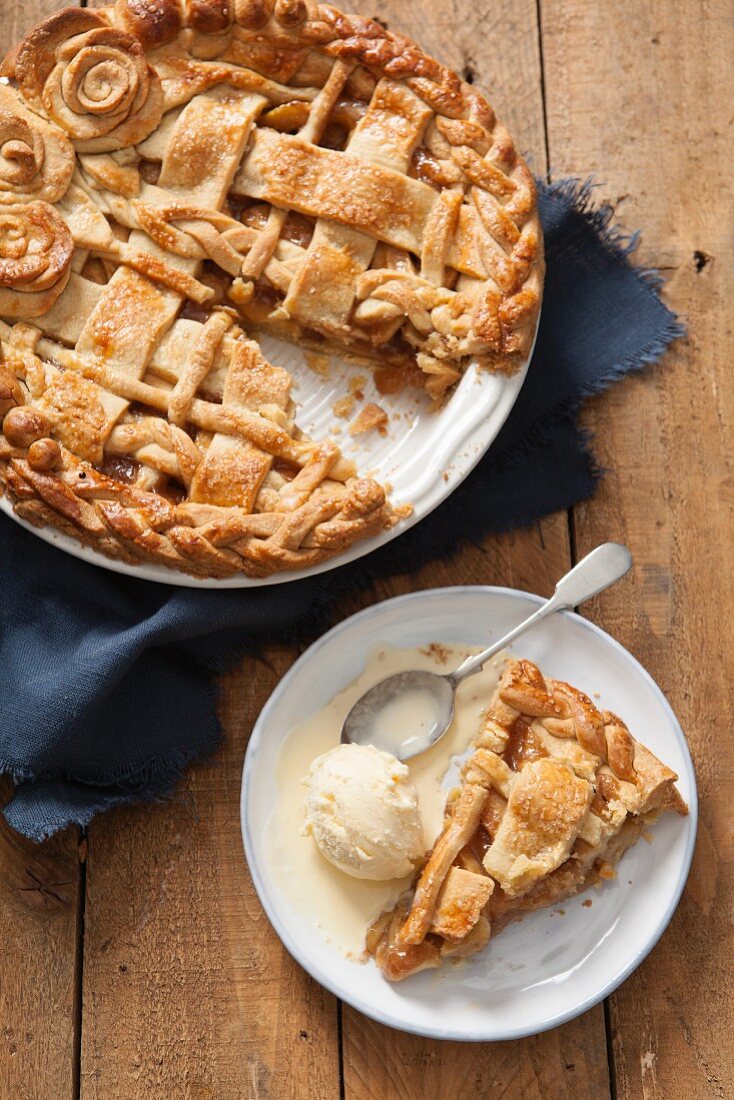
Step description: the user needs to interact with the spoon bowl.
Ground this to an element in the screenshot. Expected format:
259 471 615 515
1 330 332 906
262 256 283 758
340 669 456 762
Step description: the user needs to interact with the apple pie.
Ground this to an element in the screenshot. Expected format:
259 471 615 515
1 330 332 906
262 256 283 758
0 1 542 578
368 658 688 981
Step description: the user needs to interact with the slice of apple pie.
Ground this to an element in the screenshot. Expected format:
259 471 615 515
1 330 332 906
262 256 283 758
368 658 688 981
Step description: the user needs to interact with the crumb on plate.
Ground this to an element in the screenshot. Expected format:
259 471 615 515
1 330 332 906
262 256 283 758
332 395 355 419
349 402 388 435
305 352 330 377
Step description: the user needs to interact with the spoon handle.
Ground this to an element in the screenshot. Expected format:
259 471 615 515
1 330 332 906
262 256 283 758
448 542 633 686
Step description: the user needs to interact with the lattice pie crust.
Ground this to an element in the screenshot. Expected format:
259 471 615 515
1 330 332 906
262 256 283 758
369 659 687 981
0 2 543 577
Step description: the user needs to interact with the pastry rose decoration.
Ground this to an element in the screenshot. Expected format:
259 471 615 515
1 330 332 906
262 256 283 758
0 201 74 318
0 88 75 204
13 9 163 153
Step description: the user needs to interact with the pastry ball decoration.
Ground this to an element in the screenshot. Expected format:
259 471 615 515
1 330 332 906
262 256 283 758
13 9 164 152
0 201 73 317
2 406 52 449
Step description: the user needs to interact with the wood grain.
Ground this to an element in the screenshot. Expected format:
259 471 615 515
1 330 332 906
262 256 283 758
0 781 81 1100
0 4 84 1098
541 1 734 1097
79 647 341 1100
336 3 608 1097
342 1012 611 1100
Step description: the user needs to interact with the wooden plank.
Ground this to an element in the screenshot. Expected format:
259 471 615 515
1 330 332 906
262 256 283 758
80 649 341 1100
339 4 609 1098
541 1 734 1097
0 4 84 1097
0 780 81 1100
70 3 596 1099
343 1013 612 1100
74 0 332 1088
340 536 617 1100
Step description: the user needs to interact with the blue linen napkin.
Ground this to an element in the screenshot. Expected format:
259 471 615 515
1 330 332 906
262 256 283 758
0 180 683 840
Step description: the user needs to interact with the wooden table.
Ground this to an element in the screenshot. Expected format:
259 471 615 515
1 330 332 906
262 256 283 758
1 1 731 1097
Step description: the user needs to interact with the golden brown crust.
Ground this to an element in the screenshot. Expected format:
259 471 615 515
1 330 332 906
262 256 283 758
13 8 164 153
114 0 184 49
0 88 75 205
0 320 392 576
6 0 542 372
0 0 542 577
188 0 233 35
3 457 390 578
0 202 73 318
371 659 688 981
226 0 544 371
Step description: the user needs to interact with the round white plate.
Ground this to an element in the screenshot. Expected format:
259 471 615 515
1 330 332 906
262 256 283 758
0 333 530 587
241 586 697 1041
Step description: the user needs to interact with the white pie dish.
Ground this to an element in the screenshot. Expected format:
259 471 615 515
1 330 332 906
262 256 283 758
0 332 530 587
240 585 697 1040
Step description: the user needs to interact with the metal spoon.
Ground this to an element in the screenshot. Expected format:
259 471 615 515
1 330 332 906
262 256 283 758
341 542 633 761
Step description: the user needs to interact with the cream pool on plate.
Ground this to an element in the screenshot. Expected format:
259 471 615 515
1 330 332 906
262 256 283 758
264 642 507 960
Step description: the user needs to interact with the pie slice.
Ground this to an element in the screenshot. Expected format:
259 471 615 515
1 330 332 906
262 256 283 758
368 658 688 981
0 1 543 579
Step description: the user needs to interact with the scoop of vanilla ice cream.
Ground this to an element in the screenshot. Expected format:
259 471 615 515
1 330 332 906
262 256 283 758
302 743 424 881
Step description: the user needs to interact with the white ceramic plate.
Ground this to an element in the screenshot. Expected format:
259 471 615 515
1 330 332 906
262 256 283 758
241 587 697 1041
0 334 530 587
